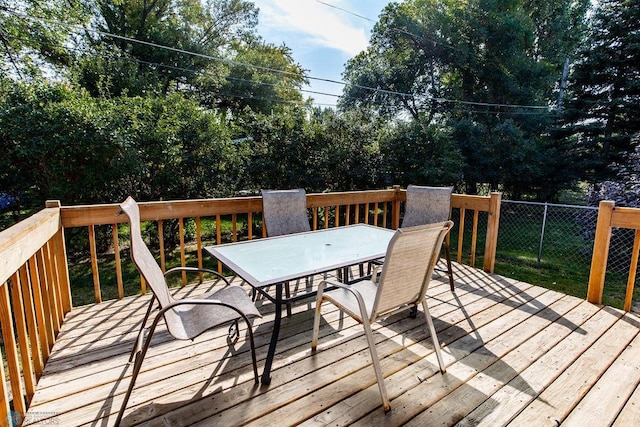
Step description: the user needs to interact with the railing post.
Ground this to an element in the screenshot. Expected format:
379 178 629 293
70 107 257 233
483 192 502 273
46 200 72 314
587 200 615 305
392 185 401 229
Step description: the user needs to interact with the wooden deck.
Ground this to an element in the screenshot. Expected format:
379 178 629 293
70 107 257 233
24 263 640 426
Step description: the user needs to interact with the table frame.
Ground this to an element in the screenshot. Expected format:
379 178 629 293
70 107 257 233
205 224 395 384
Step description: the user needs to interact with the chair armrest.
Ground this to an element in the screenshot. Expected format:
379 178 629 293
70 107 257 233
164 266 231 286
318 278 371 323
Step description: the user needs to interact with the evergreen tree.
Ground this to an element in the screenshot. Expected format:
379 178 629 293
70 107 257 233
561 0 640 184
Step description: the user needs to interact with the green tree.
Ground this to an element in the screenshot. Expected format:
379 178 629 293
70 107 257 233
560 0 640 185
341 0 589 197
0 0 86 78
381 118 463 188
213 41 307 114
306 108 384 191
233 106 314 191
73 0 307 111
0 79 238 207
75 0 259 97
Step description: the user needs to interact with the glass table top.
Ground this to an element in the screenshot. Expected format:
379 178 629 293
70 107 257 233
206 224 395 288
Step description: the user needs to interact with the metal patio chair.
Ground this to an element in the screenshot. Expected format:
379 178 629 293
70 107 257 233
402 185 455 291
261 188 312 315
115 196 260 425
312 221 453 412
261 188 311 237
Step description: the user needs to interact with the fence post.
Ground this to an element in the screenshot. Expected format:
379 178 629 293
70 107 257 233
587 200 615 304
537 202 548 266
483 192 502 273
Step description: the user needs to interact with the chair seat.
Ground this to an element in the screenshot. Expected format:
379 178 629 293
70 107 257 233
322 280 378 323
170 286 261 340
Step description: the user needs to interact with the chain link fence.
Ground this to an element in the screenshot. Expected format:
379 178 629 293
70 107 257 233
495 200 638 309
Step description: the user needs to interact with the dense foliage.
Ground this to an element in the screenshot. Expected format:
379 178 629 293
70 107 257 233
340 0 591 198
560 0 640 187
1 0 639 223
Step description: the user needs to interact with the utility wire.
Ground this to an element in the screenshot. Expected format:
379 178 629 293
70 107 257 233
3 5 552 111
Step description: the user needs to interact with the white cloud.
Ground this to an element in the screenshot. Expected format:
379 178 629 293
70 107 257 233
254 0 370 57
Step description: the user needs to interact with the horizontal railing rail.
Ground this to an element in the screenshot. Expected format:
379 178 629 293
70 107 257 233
588 200 640 311
0 201 71 424
0 188 501 419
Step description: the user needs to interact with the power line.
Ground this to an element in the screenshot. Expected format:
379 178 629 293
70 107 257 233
3 5 552 111
315 1 466 54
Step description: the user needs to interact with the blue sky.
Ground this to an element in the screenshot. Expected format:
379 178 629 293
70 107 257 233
252 0 393 107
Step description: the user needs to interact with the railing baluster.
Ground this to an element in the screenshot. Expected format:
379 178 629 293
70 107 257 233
10 271 36 404
23 258 44 378
383 202 388 228
140 276 147 294
196 216 203 283
355 203 360 224
373 202 379 226
0 281 26 415
88 225 101 303
0 351 9 427
112 224 124 299
179 217 186 285
36 249 55 350
30 253 51 358
457 208 466 264
232 214 238 242
43 242 61 334
248 212 253 240
158 220 166 273
216 214 223 273
324 207 329 229
471 210 479 267
624 229 640 312
312 207 318 230
52 228 71 315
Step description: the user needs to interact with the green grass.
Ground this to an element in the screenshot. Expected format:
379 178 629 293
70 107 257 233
487 204 638 310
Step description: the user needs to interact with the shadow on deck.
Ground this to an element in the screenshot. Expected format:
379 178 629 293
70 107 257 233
24 263 640 426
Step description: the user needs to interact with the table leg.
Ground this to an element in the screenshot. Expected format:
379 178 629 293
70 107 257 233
261 282 282 385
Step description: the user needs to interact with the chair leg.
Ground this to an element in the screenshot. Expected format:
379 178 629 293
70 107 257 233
116 311 163 425
311 299 323 351
443 242 454 292
129 298 156 363
361 316 391 412
422 300 446 373
238 314 260 384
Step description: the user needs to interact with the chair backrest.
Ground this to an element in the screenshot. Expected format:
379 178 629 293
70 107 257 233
120 197 173 309
402 185 453 227
372 221 453 318
261 189 311 237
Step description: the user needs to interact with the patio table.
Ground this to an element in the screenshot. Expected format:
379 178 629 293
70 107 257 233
205 223 395 384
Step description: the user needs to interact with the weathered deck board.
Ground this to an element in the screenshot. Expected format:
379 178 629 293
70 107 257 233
23 263 640 426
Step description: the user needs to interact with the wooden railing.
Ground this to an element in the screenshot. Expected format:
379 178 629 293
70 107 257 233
0 201 71 424
588 200 640 311
0 188 500 419
58 188 502 303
